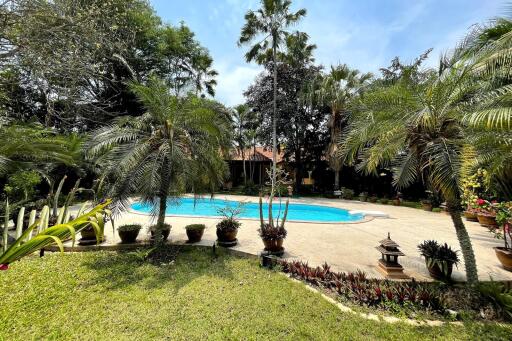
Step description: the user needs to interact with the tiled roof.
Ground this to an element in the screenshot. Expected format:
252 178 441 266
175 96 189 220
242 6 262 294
229 147 284 163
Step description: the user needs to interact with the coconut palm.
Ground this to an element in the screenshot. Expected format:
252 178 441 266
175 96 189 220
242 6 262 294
341 62 484 284
238 0 306 194
317 64 372 190
86 77 230 243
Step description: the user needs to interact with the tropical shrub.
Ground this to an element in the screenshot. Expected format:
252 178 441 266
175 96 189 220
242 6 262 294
3 170 41 202
258 223 287 241
185 224 206 231
477 281 512 321
341 187 355 200
118 224 142 232
0 200 111 267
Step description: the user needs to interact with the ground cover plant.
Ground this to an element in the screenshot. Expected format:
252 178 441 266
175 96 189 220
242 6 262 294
1 247 511 340
279 259 512 322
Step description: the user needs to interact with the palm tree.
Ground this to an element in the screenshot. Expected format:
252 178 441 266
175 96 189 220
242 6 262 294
341 62 483 284
238 0 306 195
86 77 230 243
0 121 76 175
232 104 251 184
317 64 372 190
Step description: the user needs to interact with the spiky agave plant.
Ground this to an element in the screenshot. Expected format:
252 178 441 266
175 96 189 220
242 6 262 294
0 200 111 268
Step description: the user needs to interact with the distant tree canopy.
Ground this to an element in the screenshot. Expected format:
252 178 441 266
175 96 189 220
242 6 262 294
0 0 217 131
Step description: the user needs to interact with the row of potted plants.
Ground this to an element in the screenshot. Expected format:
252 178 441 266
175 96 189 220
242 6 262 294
113 223 205 244
464 199 512 271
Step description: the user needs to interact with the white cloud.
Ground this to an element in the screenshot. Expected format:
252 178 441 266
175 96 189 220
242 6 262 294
214 63 262 106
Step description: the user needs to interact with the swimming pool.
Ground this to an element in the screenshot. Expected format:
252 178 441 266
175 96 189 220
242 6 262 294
130 198 365 223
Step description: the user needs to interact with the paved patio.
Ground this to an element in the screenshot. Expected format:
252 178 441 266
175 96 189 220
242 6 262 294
75 195 512 282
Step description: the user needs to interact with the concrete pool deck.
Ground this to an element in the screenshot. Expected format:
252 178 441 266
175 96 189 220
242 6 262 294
71 195 512 282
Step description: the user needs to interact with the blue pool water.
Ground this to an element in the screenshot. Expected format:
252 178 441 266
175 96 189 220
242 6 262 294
130 198 364 223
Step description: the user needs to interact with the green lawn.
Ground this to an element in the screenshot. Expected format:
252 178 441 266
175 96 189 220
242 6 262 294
1 247 510 340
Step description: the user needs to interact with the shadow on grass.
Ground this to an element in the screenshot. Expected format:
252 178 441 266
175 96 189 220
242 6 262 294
80 245 240 293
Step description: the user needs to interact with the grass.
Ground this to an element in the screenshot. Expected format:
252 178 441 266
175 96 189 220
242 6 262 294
1 247 511 340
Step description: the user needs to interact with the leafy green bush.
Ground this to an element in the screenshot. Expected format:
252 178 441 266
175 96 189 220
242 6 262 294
185 224 206 231
432 208 442 213
478 281 512 321
118 224 142 232
4 170 41 202
241 181 259 196
341 187 355 200
401 201 422 209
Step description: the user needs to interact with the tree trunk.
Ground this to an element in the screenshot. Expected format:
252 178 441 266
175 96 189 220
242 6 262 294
447 201 479 285
242 149 247 185
334 169 340 191
155 194 167 245
271 47 278 197
294 148 302 194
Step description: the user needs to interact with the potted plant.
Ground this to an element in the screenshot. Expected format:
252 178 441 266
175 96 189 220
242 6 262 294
420 199 433 211
368 195 378 203
341 187 354 200
418 240 459 281
392 192 402 206
494 202 512 271
464 208 478 222
149 223 171 241
185 224 206 243
117 224 141 243
258 196 288 255
380 197 389 205
358 192 368 202
216 203 244 247
475 199 498 227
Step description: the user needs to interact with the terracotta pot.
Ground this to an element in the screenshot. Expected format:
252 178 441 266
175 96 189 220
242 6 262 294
421 203 433 211
494 247 512 271
477 214 498 227
262 238 284 252
80 227 104 242
216 228 238 242
118 229 140 244
150 228 170 241
186 228 205 243
425 259 453 280
464 211 478 222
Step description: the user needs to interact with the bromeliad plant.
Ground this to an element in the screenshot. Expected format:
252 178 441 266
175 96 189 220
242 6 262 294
418 240 460 280
0 200 111 269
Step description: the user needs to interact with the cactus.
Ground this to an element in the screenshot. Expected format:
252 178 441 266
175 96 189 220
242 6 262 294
52 175 67 217
15 207 25 239
37 205 49 233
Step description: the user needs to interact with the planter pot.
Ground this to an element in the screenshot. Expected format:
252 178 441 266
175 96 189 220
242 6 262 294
369 197 378 203
421 203 433 211
118 229 140 244
216 228 238 242
150 229 170 241
392 199 400 206
262 238 284 251
425 259 453 281
79 227 105 245
494 247 512 271
464 211 478 222
186 228 205 243
359 197 367 202
477 214 498 228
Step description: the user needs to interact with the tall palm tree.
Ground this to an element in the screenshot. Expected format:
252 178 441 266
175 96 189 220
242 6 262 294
238 0 306 195
341 62 483 284
86 77 230 243
317 64 372 190
232 104 250 184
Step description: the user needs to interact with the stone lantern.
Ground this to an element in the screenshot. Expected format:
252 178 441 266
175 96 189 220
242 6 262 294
375 233 409 279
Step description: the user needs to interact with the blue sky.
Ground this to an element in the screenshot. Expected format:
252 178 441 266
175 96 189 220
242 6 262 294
151 0 504 106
